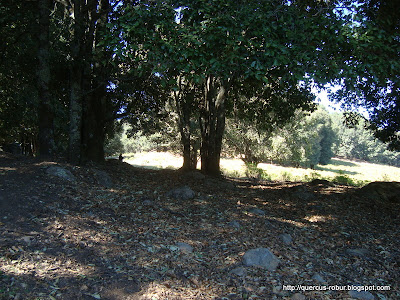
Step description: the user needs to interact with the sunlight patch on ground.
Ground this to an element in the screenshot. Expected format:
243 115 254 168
125 151 183 170
123 152 400 184
304 215 335 223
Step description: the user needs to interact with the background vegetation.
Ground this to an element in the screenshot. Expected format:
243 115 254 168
1 0 399 177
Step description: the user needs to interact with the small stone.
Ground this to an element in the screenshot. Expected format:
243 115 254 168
242 248 280 271
176 242 193 254
227 220 241 229
312 273 326 284
348 289 375 300
248 208 265 216
291 293 306 300
166 186 195 200
20 236 32 245
230 267 246 277
346 248 370 258
46 166 76 182
279 233 293 245
92 169 113 188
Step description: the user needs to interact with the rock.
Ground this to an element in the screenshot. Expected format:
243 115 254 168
248 207 265 216
291 293 306 300
141 197 154 206
357 181 400 202
346 248 370 258
227 220 241 229
242 248 280 271
166 186 195 200
230 267 246 277
312 273 326 284
92 169 113 188
291 185 314 200
46 166 76 182
176 242 193 254
185 171 206 181
279 233 293 245
348 289 375 300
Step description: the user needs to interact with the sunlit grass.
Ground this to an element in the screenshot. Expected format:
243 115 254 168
122 152 400 185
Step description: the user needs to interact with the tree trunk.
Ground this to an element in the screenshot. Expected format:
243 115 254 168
175 78 198 171
68 0 111 164
80 0 110 163
199 76 227 176
68 0 84 164
37 0 55 156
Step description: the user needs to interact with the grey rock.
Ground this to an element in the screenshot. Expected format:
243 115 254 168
227 220 241 229
291 293 306 300
279 233 293 245
346 248 370 258
46 166 76 182
230 267 246 277
291 185 314 200
176 242 193 254
185 171 206 180
348 289 375 300
92 169 113 188
312 273 326 284
242 248 280 271
166 186 195 200
248 207 265 216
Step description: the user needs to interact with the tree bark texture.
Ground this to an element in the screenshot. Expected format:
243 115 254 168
68 0 84 164
199 76 227 176
37 0 56 156
68 0 111 164
174 77 199 171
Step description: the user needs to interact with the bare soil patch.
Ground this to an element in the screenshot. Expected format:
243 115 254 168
0 151 399 299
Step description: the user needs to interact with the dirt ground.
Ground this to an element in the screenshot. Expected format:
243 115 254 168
0 151 399 300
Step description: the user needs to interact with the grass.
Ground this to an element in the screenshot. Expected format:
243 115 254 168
121 152 400 186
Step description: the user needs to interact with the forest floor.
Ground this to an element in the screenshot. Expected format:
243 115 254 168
0 151 399 300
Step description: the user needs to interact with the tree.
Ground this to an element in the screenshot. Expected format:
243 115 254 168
37 0 56 156
332 112 400 166
329 0 400 150
0 1 39 151
115 0 352 175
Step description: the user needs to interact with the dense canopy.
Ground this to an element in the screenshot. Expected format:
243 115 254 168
0 0 399 174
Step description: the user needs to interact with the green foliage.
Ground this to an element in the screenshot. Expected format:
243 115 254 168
333 174 356 186
332 113 400 167
224 106 336 168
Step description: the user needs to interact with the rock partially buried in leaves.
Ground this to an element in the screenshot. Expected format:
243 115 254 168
242 248 280 271
176 242 193 254
348 289 375 300
357 181 400 202
346 248 370 259
166 186 195 200
46 166 76 182
279 233 293 245
248 207 266 216
230 266 246 277
92 169 113 188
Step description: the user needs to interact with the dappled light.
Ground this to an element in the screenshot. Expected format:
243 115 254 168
1 152 399 299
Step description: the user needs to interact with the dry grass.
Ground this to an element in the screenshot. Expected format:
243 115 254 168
123 152 400 185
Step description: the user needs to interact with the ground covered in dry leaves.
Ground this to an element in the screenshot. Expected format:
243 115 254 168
0 151 399 300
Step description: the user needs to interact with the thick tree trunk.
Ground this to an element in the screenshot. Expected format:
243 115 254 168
199 76 227 176
81 87 107 163
37 0 55 156
68 0 84 164
68 0 111 164
80 0 110 163
175 78 198 171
